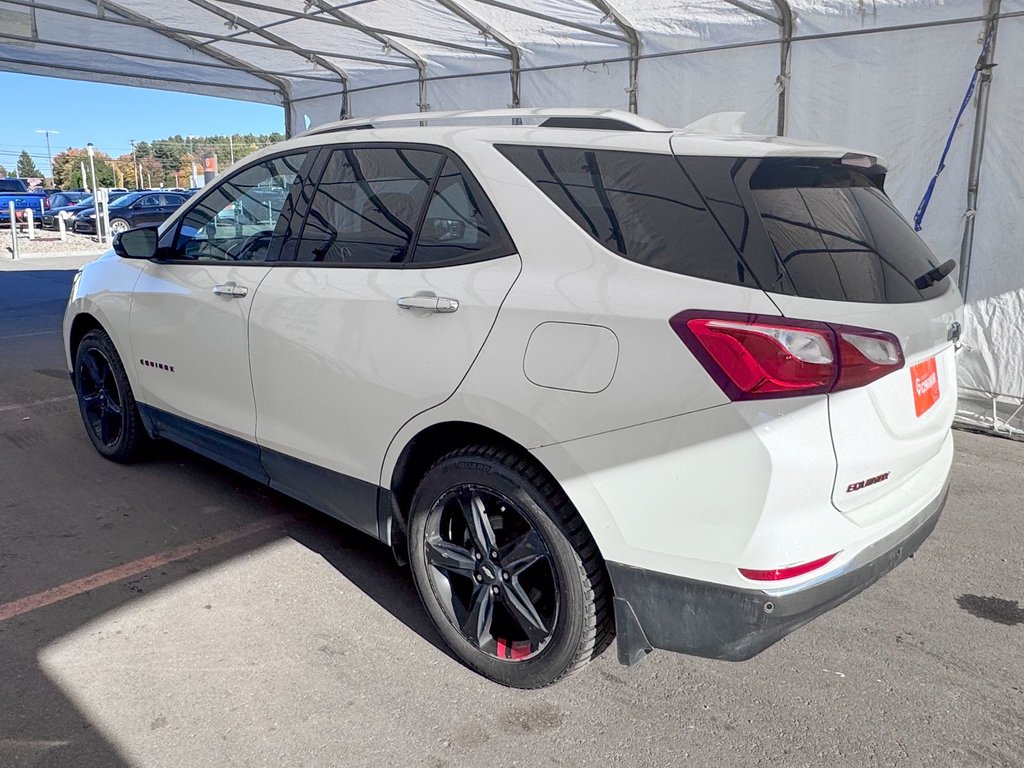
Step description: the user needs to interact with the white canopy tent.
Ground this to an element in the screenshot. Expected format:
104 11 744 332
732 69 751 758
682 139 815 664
2 0 1022 437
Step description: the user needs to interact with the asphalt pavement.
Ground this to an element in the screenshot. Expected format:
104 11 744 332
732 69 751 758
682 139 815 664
1 255 1021 768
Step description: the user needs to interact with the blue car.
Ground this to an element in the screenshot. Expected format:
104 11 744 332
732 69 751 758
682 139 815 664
72 191 190 235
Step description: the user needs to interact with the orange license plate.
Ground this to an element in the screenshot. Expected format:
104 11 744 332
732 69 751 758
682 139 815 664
911 357 940 416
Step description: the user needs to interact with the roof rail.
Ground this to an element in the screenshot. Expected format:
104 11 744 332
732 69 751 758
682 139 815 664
300 107 670 137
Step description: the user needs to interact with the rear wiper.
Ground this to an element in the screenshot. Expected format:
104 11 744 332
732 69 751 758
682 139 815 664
914 258 956 289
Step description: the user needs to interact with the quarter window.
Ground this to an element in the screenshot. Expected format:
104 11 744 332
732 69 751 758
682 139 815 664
171 152 308 262
412 158 510 265
295 148 440 265
496 145 754 287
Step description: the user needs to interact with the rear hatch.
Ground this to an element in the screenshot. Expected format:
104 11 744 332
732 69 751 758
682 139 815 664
670 144 962 525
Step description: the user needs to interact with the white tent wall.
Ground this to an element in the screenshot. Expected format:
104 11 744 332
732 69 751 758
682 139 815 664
956 10 1024 437
519 44 631 111
345 68 420 116
623 1 780 133
638 39 778 133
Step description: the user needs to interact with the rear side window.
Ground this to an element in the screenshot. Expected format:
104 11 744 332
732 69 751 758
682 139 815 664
496 145 756 288
296 148 440 265
500 146 947 303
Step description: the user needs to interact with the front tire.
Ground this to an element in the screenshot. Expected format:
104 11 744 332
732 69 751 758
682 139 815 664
408 445 612 688
74 329 148 463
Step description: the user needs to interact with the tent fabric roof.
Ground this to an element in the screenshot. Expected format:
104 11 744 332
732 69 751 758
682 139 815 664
0 0 796 131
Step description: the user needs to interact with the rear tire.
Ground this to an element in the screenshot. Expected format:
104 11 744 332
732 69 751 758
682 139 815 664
109 218 130 235
74 329 148 463
408 444 612 688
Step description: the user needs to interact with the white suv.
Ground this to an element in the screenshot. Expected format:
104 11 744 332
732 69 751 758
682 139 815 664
64 108 961 688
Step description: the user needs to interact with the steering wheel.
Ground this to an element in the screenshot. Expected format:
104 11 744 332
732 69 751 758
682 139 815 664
227 230 274 261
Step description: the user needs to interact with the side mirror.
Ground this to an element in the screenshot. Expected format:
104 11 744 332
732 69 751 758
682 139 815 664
113 226 159 259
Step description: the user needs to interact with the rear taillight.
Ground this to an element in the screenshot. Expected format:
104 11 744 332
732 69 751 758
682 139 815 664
669 310 904 400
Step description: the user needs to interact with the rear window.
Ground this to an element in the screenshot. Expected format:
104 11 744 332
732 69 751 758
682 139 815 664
499 146 948 303
746 158 948 303
0 179 27 193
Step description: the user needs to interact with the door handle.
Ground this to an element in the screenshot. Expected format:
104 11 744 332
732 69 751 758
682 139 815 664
212 283 249 298
397 295 459 313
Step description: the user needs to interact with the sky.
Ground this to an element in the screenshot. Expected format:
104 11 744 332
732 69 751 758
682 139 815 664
0 72 285 177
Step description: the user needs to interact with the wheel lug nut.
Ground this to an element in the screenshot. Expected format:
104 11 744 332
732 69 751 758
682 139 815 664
491 586 499 595
474 552 482 561
490 550 498 559
502 572 509 581
474 573 481 582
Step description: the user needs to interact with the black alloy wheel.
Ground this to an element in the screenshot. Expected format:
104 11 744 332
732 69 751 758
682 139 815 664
74 329 148 462
423 485 559 662
78 346 124 447
408 445 612 688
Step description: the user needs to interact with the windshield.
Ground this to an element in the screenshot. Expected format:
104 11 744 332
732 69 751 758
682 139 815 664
109 195 137 209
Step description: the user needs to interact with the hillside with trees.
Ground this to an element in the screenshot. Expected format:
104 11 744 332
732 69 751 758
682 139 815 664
49 132 284 190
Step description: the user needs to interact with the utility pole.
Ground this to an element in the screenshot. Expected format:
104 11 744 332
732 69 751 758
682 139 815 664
35 129 58 185
130 139 141 189
229 135 235 165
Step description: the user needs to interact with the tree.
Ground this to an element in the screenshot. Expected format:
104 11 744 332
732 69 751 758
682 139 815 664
0 164 6 178
16 150 42 179
51 147 115 190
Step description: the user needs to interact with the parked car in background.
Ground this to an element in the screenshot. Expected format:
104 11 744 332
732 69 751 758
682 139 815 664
64 108 961 688
72 191 190 235
42 191 131 230
45 191 89 212
0 178 48 225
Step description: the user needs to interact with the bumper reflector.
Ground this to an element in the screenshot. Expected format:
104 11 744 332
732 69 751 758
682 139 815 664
739 552 839 582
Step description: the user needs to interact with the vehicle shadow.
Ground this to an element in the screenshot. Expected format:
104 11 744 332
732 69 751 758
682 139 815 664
0 266 451 767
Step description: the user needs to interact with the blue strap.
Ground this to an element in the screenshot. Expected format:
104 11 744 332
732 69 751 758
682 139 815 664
913 28 994 232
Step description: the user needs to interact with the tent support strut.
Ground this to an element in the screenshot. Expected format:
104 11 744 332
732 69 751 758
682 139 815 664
959 0 1000 299
771 0 792 136
587 0 640 113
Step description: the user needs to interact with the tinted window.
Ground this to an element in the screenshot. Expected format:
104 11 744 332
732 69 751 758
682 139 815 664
163 194 187 206
137 195 162 207
746 158 946 302
296 148 440 265
497 145 755 287
0 179 26 193
412 158 511 264
172 152 307 262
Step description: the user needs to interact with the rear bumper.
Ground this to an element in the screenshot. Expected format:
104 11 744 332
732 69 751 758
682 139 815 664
608 479 949 665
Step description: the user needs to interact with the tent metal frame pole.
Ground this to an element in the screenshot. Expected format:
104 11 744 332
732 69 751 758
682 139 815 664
434 0 522 108
469 0 628 42
212 0 511 58
85 0 291 104
0 0 413 69
959 0 1001 299
0 55 280 95
309 0 427 115
0 32 344 85
771 0 793 136
182 0 351 118
586 0 640 113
